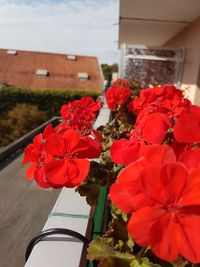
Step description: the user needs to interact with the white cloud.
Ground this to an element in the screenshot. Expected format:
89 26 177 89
0 0 119 63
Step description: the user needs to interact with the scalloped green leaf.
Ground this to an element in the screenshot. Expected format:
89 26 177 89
87 238 116 260
130 258 160 267
87 238 161 267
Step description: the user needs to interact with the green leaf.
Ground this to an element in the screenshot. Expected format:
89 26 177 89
99 257 133 267
88 237 135 261
88 237 135 262
89 161 108 179
130 258 160 267
88 238 160 267
76 180 100 206
103 218 132 252
87 238 116 260
172 257 188 267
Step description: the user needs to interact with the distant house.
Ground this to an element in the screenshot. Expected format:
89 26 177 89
0 49 103 93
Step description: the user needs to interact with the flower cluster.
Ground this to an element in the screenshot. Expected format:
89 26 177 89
111 85 200 165
22 79 200 265
108 85 200 263
105 79 131 111
60 96 103 133
22 97 102 188
112 78 131 88
110 144 200 263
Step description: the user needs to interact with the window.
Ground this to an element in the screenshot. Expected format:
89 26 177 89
36 69 48 77
7 50 17 55
77 72 89 80
67 55 77 61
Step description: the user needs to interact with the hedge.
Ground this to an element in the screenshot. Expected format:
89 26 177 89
0 86 100 117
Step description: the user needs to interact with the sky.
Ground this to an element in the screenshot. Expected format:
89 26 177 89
0 0 119 63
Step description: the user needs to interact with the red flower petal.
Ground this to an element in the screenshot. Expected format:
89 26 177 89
45 160 67 185
140 113 170 144
109 182 135 214
158 163 188 203
78 137 102 159
62 129 81 152
34 167 51 188
128 207 166 247
181 167 200 206
117 160 143 183
45 133 65 156
43 123 53 139
26 163 37 180
22 144 39 164
148 211 180 262
178 149 200 168
174 114 200 143
67 159 90 185
45 158 90 187
110 139 142 166
110 160 153 211
177 214 200 263
33 134 43 149
140 144 176 165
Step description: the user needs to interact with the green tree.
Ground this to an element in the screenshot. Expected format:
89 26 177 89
101 63 118 82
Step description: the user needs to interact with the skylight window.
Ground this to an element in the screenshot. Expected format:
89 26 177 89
7 50 17 55
36 69 48 77
67 55 77 61
77 72 89 80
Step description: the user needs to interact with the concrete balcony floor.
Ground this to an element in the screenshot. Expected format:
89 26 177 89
0 153 60 267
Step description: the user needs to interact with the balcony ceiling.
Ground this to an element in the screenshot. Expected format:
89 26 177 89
119 0 200 46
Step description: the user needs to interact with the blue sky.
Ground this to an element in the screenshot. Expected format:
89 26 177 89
0 0 119 63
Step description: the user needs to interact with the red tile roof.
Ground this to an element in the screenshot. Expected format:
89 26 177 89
0 49 103 93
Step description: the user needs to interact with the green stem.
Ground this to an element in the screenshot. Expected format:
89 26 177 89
136 247 147 262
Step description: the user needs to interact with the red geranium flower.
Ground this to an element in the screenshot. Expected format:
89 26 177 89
80 96 102 113
109 145 176 213
60 96 101 131
110 145 200 263
23 123 102 188
54 123 103 159
105 86 131 111
128 162 200 263
44 129 91 188
60 100 95 128
112 78 130 88
129 85 190 119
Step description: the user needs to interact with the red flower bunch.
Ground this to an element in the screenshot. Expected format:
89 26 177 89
128 85 189 117
105 79 131 111
112 78 131 88
108 83 200 263
110 85 200 166
23 96 103 188
60 96 102 131
110 145 200 263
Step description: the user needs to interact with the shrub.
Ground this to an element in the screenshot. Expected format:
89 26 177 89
0 86 99 117
0 104 47 146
